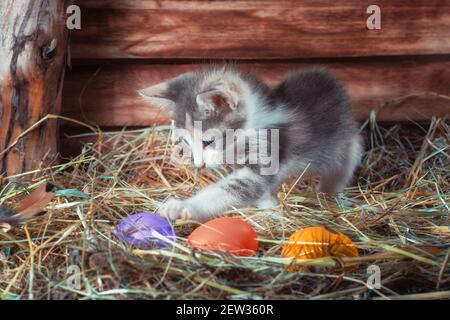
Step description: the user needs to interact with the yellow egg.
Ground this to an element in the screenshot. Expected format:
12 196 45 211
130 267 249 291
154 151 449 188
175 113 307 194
281 226 359 268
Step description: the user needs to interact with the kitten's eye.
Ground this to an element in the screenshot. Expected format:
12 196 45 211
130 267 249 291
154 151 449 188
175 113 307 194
202 139 215 148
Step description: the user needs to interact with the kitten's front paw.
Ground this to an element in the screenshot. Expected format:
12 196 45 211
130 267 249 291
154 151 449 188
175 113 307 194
160 198 192 220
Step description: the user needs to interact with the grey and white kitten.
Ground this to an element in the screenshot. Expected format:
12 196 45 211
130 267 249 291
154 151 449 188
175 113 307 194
139 66 362 221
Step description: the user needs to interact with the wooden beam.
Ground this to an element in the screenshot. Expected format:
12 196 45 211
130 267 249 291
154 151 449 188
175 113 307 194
71 0 450 59
62 60 450 127
0 1 70 176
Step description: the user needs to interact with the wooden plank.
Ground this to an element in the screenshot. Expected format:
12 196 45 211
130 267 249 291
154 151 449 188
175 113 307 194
61 60 450 126
0 0 70 176
70 0 450 59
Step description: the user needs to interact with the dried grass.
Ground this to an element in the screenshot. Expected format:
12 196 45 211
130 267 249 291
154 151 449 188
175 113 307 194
0 114 449 300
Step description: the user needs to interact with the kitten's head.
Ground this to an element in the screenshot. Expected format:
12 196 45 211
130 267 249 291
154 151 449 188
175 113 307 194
139 66 264 168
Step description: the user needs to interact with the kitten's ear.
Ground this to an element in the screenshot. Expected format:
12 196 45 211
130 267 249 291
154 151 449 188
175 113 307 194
196 88 238 117
138 82 176 109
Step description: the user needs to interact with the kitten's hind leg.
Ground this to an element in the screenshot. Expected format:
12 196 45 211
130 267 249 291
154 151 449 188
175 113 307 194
318 170 352 194
318 135 363 194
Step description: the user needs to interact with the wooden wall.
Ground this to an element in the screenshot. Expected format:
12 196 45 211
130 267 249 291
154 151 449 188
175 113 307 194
62 0 450 148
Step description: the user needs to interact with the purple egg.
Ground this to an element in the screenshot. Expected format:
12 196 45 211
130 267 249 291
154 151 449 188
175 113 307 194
113 211 176 249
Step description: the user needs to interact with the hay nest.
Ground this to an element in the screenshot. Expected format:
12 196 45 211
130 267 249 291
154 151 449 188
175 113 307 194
0 115 449 300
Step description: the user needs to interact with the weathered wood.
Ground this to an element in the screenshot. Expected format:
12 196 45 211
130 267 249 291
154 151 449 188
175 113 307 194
61 60 450 126
0 1 70 176
71 0 450 59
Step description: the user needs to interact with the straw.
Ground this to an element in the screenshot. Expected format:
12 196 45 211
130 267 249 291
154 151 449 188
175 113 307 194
0 113 448 300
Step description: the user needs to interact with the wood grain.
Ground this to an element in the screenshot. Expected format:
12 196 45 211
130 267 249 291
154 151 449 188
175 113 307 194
61 60 450 127
70 0 450 59
0 0 70 176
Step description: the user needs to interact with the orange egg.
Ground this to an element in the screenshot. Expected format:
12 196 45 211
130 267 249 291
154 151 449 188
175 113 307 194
281 226 359 264
187 217 259 256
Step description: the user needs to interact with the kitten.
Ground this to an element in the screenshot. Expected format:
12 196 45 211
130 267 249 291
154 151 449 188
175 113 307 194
139 66 362 221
